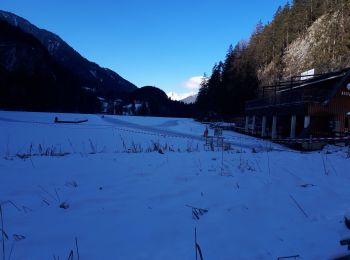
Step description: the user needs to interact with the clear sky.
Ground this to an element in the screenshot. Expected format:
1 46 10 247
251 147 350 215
1 0 288 99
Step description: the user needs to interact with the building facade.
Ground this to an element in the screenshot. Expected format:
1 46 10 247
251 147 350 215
244 68 350 140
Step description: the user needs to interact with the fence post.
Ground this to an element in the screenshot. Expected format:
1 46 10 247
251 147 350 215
290 115 297 139
245 116 249 133
251 116 256 135
272 116 277 140
261 116 267 138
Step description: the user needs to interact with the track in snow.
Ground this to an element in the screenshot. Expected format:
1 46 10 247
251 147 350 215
102 116 291 152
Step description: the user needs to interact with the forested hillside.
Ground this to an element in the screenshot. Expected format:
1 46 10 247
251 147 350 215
196 0 350 118
0 20 100 112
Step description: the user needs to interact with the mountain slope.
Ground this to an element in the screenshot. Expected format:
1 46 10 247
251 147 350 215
0 10 137 99
258 10 350 84
0 20 100 112
282 11 350 78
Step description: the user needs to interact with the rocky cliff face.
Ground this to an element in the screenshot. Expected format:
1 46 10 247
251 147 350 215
258 9 350 85
283 11 350 77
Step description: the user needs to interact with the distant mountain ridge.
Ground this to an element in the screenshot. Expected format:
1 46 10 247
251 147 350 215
180 94 197 104
0 10 137 99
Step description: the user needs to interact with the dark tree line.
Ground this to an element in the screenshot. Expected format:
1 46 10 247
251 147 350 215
196 42 259 119
130 86 195 118
196 0 350 119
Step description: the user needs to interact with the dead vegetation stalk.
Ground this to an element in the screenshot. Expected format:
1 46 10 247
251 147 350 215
290 195 309 218
75 237 80 260
266 148 271 176
321 153 329 175
0 205 5 260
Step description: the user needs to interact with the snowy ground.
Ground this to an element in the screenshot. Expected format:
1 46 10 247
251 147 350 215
1 111 350 260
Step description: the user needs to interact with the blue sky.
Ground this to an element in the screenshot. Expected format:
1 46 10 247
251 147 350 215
1 0 288 99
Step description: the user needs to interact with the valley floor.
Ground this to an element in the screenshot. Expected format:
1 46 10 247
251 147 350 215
0 111 350 259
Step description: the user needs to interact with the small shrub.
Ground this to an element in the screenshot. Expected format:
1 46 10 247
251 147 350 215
59 202 69 209
65 180 78 188
129 142 143 153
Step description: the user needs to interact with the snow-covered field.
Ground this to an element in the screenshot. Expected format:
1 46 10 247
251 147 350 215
1 111 350 260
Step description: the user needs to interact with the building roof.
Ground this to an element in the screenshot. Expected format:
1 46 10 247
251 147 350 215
325 68 350 104
246 67 350 112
